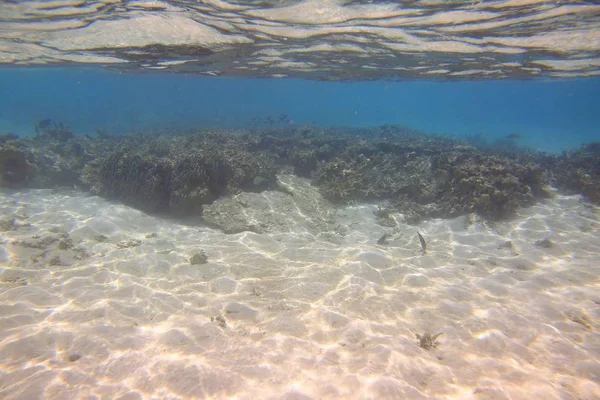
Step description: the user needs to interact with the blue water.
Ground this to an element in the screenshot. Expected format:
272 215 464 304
1 67 598 153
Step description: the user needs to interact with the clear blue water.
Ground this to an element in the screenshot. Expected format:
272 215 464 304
1 67 599 154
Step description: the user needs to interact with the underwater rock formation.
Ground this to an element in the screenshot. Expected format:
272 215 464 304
202 174 335 234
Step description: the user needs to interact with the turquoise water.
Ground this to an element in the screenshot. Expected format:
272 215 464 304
2 0 599 152
1 67 599 153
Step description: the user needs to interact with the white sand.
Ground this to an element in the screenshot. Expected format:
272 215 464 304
0 178 599 399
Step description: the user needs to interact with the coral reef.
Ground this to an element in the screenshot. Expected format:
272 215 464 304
92 152 173 213
299 127 550 223
552 143 600 203
82 130 279 215
0 145 32 187
1 123 599 225
1 122 106 189
35 119 74 142
426 152 548 220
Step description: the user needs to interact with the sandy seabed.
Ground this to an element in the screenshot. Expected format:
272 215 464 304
0 178 599 400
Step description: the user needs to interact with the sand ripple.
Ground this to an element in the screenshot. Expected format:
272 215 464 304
1 183 600 399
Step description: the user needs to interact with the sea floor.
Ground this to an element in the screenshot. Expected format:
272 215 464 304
0 177 599 400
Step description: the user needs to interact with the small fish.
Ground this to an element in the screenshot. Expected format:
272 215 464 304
417 231 426 255
505 133 523 140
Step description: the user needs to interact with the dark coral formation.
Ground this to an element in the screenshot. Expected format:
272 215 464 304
35 119 74 142
94 152 173 213
552 143 600 204
312 146 546 223
423 152 549 221
249 125 551 223
1 123 599 224
1 124 103 189
0 145 32 187
82 130 278 215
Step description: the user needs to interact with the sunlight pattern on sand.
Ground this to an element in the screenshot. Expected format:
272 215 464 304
1 175 599 399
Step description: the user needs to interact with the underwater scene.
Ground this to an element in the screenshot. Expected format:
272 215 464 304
1 1 600 399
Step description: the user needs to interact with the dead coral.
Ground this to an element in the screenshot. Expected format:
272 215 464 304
190 251 208 265
117 239 142 249
416 331 443 350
